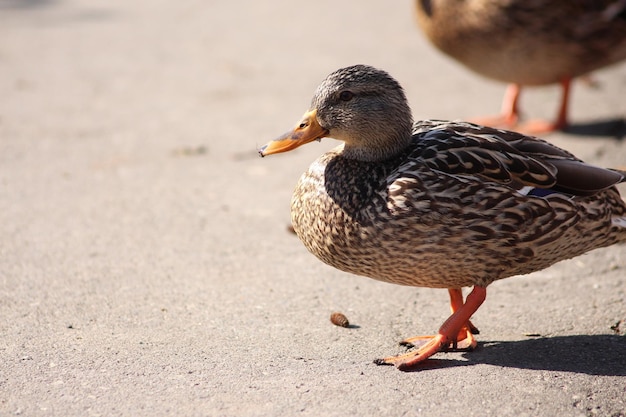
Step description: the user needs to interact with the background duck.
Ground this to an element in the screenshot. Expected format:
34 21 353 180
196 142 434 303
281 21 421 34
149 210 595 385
259 65 626 370
414 0 626 133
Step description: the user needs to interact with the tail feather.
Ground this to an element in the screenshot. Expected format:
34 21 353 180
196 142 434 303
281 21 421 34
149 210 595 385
610 168 626 180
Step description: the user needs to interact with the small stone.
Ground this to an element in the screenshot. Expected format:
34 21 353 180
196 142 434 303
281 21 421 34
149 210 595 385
330 312 350 328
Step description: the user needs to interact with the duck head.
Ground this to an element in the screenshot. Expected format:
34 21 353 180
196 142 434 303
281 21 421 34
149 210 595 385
259 65 414 161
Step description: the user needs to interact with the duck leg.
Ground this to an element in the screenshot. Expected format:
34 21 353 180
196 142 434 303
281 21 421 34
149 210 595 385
399 288 479 350
375 286 486 371
446 287 481 346
518 78 571 134
470 83 521 129
471 79 572 135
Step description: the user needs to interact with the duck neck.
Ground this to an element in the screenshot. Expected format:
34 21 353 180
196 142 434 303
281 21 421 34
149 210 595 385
340 123 413 162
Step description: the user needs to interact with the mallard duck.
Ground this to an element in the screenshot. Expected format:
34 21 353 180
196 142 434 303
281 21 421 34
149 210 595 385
414 0 626 133
259 65 626 370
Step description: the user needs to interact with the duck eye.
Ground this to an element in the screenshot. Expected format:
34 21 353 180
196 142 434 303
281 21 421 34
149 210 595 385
339 91 354 102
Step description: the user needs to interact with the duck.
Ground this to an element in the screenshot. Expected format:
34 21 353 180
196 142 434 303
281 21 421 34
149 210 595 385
259 65 626 371
414 0 626 133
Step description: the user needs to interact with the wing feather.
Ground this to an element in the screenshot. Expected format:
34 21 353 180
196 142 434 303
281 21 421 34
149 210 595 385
411 120 625 195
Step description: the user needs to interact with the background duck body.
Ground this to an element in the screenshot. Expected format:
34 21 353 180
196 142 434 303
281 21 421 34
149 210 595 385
415 0 626 131
291 120 626 290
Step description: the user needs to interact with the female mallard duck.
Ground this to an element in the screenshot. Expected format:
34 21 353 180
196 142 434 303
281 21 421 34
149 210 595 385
259 65 626 371
414 0 626 133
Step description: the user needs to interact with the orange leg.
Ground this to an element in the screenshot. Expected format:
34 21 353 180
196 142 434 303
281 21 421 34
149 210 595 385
470 79 572 135
518 78 571 134
447 288 480 344
375 286 487 371
399 288 479 349
470 83 521 129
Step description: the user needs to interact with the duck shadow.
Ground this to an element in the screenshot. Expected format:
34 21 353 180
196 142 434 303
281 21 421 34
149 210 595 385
402 335 626 375
563 118 626 139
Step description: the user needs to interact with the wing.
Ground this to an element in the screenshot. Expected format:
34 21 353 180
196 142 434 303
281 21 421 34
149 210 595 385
411 120 625 196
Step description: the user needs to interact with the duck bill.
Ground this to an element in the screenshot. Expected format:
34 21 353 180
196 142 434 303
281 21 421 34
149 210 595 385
258 109 329 157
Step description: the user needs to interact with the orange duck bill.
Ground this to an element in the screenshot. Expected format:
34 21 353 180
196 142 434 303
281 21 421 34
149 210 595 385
258 109 329 157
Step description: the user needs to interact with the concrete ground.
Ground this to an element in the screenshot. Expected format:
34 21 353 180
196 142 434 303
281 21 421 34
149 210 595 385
1 0 625 416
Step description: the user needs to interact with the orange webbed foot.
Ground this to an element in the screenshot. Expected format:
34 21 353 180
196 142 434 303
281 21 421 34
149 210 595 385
470 117 567 135
375 322 477 370
374 334 452 370
399 322 478 351
374 286 487 371
469 114 520 131
512 119 567 135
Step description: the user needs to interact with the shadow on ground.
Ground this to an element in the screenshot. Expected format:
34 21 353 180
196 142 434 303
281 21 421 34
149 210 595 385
396 335 626 375
565 118 626 139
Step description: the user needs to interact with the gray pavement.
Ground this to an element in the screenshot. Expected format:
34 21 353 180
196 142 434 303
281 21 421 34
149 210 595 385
1 1 625 416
